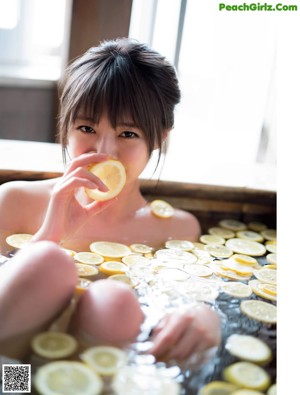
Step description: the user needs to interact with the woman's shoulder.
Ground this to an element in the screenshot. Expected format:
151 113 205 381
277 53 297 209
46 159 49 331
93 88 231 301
172 207 201 238
0 178 58 229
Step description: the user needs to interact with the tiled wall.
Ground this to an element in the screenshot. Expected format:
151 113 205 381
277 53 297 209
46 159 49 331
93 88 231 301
0 85 57 142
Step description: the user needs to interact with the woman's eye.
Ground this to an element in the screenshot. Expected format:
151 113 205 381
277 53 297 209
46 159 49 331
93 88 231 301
120 131 138 138
78 125 95 134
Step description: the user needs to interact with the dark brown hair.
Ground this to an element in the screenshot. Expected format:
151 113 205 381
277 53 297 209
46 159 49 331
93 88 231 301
58 37 181 165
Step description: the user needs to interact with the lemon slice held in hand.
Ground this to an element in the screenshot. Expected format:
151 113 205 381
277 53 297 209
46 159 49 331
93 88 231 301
85 159 126 201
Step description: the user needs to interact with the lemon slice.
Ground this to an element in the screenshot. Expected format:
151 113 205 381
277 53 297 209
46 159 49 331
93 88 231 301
204 244 233 258
122 254 151 266
85 159 126 201
248 280 277 302
219 259 257 276
236 231 264 243
75 263 99 277
165 239 195 251
31 332 78 359
130 243 153 254
213 263 251 281
208 227 235 239
231 390 266 395
193 242 206 250
75 278 93 295
112 365 181 395
199 381 239 395
74 251 104 265
253 268 277 285
222 282 252 298
265 243 277 253
240 300 277 324
157 267 191 281
80 346 127 376
109 274 139 287
267 383 277 395
192 249 213 263
183 264 213 277
260 229 276 241
247 221 267 232
225 238 266 256
219 219 247 231
225 334 272 364
266 253 277 265
223 361 271 391
200 234 225 245
90 241 131 259
99 261 128 275
232 254 258 266
34 361 103 395
155 248 197 264
62 248 77 257
150 199 174 218
5 233 33 249
184 282 220 302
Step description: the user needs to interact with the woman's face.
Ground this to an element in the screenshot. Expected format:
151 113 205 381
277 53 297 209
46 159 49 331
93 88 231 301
67 113 150 185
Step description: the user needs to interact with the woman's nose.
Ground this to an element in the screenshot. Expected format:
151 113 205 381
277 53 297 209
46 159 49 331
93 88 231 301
95 135 117 157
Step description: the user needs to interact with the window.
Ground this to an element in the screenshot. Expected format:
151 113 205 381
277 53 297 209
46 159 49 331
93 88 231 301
0 0 71 81
130 0 277 186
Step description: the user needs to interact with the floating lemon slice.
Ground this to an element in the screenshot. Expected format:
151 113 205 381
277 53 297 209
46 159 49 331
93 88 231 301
155 248 197 264
99 261 128 276
74 251 104 265
247 221 267 232
192 249 213 264
266 253 277 265
31 332 78 359
204 243 233 258
75 278 93 295
265 243 277 253
225 238 266 256
225 334 272 364
253 268 277 285
267 383 277 395
200 234 225 245
232 254 258 266
260 229 276 241
122 254 151 266
213 263 251 281
165 239 195 251
80 346 127 376
130 243 153 254
248 280 277 302
90 241 131 259
240 300 277 324
219 259 257 276
222 282 253 298
157 267 191 281
183 264 213 277
208 226 235 239
223 362 271 392
85 159 126 201
150 199 174 218
112 365 180 395
236 230 264 243
34 361 103 395
231 390 266 395
219 219 247 232
193 242 206 250
75 263 99 277
5 233 33 249
109 274 139 288
199 381 239 395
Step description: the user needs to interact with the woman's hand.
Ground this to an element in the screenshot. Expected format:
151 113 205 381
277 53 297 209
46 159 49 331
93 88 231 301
33 153 114 243
148 305 221 361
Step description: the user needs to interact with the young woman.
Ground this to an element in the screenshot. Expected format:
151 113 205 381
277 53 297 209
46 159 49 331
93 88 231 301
0 38 220 361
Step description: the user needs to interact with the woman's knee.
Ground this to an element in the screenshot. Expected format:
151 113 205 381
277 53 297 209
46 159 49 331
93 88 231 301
72 279 144 345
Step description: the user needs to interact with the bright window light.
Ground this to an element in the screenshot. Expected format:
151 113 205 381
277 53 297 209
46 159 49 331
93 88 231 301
0 0 19 29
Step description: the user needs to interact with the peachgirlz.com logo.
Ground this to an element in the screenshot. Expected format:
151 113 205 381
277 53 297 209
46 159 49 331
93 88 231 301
219 2 298 11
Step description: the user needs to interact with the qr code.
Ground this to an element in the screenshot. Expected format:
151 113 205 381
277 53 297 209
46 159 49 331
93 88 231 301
2 364 31 393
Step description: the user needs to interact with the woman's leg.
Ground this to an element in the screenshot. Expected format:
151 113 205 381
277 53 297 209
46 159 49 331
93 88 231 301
0 241 77 359
69 279 144 347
